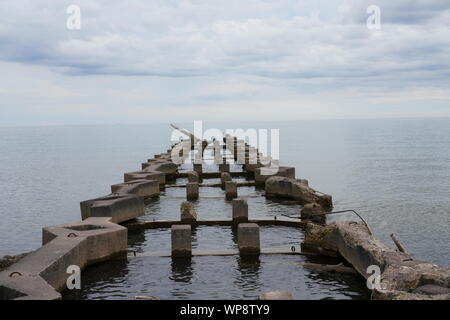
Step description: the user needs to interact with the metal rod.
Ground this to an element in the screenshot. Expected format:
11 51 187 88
390 233 407 254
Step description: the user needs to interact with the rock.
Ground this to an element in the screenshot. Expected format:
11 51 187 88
258 290 294 300
265 176 332 208
0 253 29 272
301 221 450 300
413 284 450 295
255 166 295 186
301 203 326 224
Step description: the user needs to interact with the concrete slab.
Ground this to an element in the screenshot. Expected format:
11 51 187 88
111 179 160 198
80 193 144 223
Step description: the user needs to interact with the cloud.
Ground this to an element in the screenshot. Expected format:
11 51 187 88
0 0 449 125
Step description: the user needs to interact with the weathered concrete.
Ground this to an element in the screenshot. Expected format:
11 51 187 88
193 163 203 176
180 201 197 223
220 172 232 189
171 225 192 258
124 171 166 185
255 166 296 186
265 176 332 209
302 221 450 300
219 163 230 173
42 217 127 265
187 171 199 183
111 179 160 198
186 182 199 201
143 162 178 179
0 253 29 272
225 181 238 200
238 223 260 256
80 193 144 223
258 290 294 300
232 199 248 224
300 203 326 224
0 217 127 299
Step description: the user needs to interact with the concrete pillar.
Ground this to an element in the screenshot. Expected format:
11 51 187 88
238 223 260 256
219 163 230 173
213 140 220 156
232 199 248 224
180 201 197 223
187 171 199 183
193 163 203 176
186 182 199 201
171 225 192 257
225 181 238 200
220 172 232 189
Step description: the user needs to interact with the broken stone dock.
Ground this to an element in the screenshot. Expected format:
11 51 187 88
1 130 449 300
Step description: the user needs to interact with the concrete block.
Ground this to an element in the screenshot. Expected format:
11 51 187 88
225 181 238 200
220 172 232 189
180 201 197 223
124 171 165 185
219 163 230 173
255 166 295 186
111 179 160 198
0 216 127 299
80 193 144 223
0 273 61 300
143 162 178 177
265 176 332 208
171 225 192 258
187 171 199 183
186 182 199 201
42 217 127 265
238 223 260 256
193 163 203 175
232 199 248 224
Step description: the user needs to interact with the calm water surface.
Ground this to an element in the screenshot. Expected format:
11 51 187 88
1 119 449 299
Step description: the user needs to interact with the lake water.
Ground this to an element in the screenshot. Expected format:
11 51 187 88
0 118 449 298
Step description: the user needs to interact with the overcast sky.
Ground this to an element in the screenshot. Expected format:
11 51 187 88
1 0 449 126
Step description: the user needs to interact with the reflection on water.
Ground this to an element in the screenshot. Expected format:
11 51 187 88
64 165 371 300
63 254 370 300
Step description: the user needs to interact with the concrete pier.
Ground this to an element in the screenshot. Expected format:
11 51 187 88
232 199 248 224
171 225 192 258
238 223 260 256
180 201 197 223
3 133 450 301
225 181 238 200
186 182 199 201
